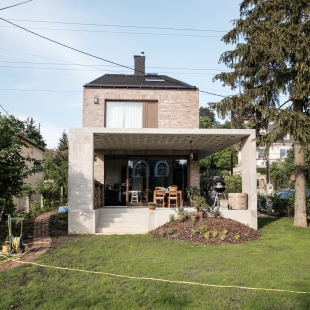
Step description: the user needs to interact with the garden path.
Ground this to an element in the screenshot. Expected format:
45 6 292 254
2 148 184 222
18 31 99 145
0 210 56 272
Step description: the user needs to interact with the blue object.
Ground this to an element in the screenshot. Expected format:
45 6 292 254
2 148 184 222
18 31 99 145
58 206 68 213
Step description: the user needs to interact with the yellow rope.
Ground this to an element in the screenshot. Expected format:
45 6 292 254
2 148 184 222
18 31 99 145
13 260 310 295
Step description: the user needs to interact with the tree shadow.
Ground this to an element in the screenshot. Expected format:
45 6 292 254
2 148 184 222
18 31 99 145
257 217 280 230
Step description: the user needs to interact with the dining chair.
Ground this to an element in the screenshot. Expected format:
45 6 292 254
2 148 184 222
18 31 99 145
168 185 178 190
131 191 139 203
155 190 165 207
155 186 164 191
167 188 178 208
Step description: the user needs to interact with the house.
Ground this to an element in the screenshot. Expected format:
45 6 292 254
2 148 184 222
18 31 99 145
68 54 257 234
13 137 45 212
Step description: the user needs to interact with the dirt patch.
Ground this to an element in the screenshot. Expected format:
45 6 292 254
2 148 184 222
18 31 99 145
150 217 261 245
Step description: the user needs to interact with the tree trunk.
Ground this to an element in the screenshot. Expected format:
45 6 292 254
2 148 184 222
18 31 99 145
293 100 307 227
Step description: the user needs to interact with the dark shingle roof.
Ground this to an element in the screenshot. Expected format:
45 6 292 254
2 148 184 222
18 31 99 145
84 74 197 90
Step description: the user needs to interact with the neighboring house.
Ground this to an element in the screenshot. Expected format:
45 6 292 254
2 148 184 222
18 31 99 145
236 123 294 194
256 124 294 168
68 54 257 234
13 137 45 212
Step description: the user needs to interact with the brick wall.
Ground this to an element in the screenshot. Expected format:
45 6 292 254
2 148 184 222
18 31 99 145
190 160 200 189
83 88 199 129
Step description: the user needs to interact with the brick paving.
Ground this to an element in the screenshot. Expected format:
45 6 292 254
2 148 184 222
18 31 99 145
0 210 56 272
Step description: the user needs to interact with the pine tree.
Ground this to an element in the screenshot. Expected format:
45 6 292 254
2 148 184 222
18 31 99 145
24 117 46 148
213 0 310 227
57 130 68 151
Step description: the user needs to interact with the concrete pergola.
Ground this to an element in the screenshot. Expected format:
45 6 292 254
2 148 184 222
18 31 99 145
68 128 257 233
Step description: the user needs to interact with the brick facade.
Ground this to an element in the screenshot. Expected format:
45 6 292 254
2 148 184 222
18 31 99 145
83 88 199 129
85 87 200 192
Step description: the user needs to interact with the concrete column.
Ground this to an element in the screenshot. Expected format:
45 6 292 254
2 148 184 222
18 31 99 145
68 129 94 233
241 131 257 229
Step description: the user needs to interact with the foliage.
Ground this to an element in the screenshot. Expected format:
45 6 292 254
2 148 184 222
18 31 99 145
23 117 46 148
257 167 267 175
37 132 69 208
199 106 217 128
212 210 222 219
224 174 242 194
0 114 43 222
200 147 238 172
212 231 218 237
57 130 68 151
213 0 310 227
169 213 175 222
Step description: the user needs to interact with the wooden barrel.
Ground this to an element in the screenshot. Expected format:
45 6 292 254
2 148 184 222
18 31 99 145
228 193 248 210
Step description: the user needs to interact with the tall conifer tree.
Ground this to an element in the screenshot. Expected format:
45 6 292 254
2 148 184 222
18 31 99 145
213 0 310 227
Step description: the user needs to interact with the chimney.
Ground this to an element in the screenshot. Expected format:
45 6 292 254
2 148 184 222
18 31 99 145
134 52 145 76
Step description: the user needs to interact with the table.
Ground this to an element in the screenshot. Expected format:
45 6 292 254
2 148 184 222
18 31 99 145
153 190 183 207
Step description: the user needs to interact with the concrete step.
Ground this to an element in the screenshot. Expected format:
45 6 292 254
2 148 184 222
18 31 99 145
98 221 148 228
95 227 148 235
96 207 149 234
98 216 147 223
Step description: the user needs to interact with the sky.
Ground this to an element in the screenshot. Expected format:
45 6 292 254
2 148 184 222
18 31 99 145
0 0 242 149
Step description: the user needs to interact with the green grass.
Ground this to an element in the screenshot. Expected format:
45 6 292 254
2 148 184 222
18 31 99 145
1 217 310 309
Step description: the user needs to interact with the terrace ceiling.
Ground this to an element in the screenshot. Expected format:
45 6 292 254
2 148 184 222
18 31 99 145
90 128 253 157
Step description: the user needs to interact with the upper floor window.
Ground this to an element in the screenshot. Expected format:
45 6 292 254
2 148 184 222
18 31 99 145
257 148 265 159
106 101 158 128
280 148 288 158
106 101 142 128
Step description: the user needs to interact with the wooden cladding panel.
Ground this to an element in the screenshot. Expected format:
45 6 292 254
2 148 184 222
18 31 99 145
143 101 158 128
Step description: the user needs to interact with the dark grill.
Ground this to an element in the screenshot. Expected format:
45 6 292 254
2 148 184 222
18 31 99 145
213 179 226 193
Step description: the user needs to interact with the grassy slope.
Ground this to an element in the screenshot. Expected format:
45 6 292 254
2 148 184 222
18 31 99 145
0 218 310 310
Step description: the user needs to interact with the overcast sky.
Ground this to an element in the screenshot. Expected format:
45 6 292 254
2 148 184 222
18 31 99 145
0 0 242 149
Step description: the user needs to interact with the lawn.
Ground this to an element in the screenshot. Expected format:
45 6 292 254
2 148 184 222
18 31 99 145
0 217 310 309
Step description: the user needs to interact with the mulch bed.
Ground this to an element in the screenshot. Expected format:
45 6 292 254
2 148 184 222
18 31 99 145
150 217 261 245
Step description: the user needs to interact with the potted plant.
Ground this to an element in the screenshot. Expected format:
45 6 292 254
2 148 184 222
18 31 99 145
189 211 199 221
186 186 200 207
189 194 212 218
147 202 158 210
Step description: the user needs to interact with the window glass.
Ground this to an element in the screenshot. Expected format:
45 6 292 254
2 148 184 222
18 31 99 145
257 148 265 159
280 149 287 158
106 101 142 128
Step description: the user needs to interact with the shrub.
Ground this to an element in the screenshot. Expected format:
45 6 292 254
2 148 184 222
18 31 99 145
191 229 199 236
235 234 241 240
212 231 218 237
167 228 176 235
204 232 210 239
200 225 208 233
169 214 175 222
222 229 228 235
220 235 226 241
224 174 242 194
159 230 166 238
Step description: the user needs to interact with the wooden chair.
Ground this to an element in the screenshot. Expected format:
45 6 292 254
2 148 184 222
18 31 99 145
155 186 164 190
168 185 178 190
167 188 178 208
155 190 165 207
131 191 139 203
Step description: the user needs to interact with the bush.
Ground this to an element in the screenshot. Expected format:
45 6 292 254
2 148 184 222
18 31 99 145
224 174 242 194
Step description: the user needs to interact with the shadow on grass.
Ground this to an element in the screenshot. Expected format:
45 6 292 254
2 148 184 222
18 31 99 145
258 217 280 230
